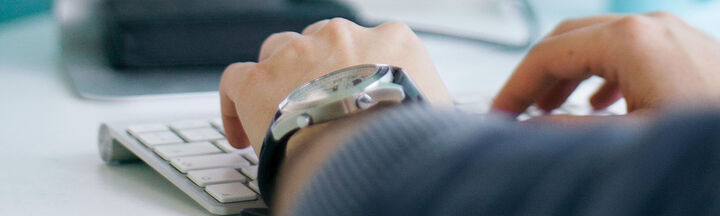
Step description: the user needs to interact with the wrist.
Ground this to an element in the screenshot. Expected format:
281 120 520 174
272 103 396 214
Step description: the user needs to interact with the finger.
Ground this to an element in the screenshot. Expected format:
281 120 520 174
549 14 624 37
220 62 256 149
590 81 623 110
302 19 330 35
491 23 609 115
221 92 250 149
258 31 303 62
535 79 586 112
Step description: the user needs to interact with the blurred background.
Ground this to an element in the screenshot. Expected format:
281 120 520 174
2 0 719 99
1 0 720 215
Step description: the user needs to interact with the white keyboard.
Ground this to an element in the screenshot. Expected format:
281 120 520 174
97 96 621 215
452 95 621 120
99 118 266 215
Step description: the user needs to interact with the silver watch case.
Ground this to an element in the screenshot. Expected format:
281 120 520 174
270 64 409 140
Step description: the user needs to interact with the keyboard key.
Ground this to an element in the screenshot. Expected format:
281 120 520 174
187 168 247 187
206 182 257 203
455 103 491 114
153 142 222 160
240 165 258 180
452 94 492 105
214 140 237 153
170 120 211 130
242 153 258 165
127 124 168 136
170 153 250 173
247 180 260 194
517 113 532 121
562 103 588 115
591 109 616 116
453 94 493 114
524 105 545 117
550 108 571 115
177 128 225 142
134 131 184 147
211 118 224 131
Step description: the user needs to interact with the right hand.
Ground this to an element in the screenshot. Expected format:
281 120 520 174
492 12 720 117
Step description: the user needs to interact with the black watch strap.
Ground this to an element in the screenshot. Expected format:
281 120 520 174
257 111 296 207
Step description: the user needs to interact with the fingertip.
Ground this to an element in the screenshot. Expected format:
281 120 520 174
489 106 519 117
589 82 622 110
590 95 617 110
535 97 561 113
223 115 251 149
490 97 524 117
589 95 606 110
535 104 555 114
220 88 252 150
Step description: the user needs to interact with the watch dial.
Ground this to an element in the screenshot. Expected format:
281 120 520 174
288 65 384 104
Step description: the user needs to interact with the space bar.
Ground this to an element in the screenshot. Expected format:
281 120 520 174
170 153 249 173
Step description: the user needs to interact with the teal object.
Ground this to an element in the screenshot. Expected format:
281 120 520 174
0 0 53 23
610 0 713 13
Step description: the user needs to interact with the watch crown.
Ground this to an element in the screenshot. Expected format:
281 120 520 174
296 114 311 128
356 93 375 109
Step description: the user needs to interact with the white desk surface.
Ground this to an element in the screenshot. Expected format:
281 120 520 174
1 1 719 215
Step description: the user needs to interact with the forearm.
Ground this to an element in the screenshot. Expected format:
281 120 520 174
272 104 395 215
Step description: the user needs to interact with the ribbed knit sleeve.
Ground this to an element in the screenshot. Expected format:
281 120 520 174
291 105 720 216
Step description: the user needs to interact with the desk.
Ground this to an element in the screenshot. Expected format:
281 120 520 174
1 1 719 215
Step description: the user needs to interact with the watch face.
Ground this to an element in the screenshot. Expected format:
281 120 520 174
282 64 389 110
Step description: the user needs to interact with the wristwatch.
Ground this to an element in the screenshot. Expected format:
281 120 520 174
257 64 426 206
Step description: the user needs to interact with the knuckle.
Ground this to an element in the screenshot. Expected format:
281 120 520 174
274 38 311 59
265 32 287 42
261 32 297 52
222 62 249 76
285 38 311 54
314 18 358 47
321 18 354 34
607 15 673 57
220 63 252 89
302 19 328 34
264 32 296 45
612 15 658 35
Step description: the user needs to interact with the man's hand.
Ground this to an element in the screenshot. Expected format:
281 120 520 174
220 18 452 152
492 12 720 118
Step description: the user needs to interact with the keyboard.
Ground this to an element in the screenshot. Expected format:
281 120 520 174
99 118 266 215
452 94 620 120
97 96 620 215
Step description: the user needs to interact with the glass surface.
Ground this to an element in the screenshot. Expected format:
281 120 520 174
288 65 382 103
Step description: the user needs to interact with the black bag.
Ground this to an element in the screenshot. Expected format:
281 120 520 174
103 0 357 68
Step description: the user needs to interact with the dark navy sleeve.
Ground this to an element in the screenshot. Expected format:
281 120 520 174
291 105 720 216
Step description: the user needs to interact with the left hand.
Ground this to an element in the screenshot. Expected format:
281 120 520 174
219 18 452 153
